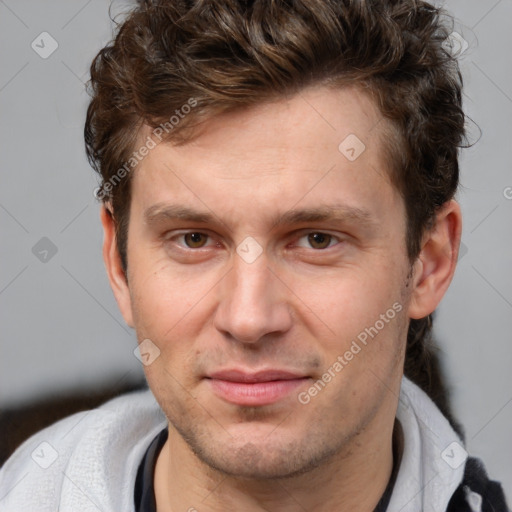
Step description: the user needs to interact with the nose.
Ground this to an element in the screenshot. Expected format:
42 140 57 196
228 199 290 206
213 255 293 344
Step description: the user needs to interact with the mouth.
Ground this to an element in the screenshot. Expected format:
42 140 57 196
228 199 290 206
205 369 310 406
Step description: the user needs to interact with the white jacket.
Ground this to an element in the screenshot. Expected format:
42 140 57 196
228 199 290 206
0 377 470 512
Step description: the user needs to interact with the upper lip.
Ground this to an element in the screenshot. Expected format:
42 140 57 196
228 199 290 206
207 369 307 383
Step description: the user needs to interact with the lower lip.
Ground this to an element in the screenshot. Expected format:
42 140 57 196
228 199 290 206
207 378 309 406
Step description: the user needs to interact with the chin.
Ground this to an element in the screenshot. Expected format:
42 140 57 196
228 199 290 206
185 429 344 480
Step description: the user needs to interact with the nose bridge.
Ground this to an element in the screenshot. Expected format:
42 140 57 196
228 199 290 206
214 255 291 343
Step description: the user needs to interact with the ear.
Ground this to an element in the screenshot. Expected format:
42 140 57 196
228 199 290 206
408 200 462 320
100 205 134 328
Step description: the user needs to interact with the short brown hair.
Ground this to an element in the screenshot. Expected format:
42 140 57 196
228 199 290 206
85 0 466 431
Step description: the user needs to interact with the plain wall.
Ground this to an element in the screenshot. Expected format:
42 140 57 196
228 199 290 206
1 0 511 498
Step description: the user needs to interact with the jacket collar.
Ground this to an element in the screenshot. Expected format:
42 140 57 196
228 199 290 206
388 377 467 511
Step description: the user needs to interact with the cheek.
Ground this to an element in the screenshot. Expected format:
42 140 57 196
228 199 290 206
129 257 209 335
128 258 227 386
290 262 406 344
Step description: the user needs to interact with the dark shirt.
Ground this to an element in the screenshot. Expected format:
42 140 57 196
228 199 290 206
134 428 168 512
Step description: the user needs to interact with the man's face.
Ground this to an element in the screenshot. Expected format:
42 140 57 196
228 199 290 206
122 86 412 478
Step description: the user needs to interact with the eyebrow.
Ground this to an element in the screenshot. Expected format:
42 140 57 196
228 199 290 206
272 205 375 229
144 203 216 225
143 203 377 231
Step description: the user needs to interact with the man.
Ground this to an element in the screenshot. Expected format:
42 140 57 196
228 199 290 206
0 0 509 511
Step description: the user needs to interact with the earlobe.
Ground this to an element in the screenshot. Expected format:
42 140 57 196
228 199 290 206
408 200 462 320
100 205 135 328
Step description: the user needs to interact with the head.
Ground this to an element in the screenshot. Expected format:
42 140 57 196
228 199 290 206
86 0 465 478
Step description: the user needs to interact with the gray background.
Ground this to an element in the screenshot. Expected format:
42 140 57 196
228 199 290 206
1 0 511 498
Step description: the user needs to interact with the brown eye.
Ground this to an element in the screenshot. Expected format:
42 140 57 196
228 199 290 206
184 232 208 248
307 232 332 249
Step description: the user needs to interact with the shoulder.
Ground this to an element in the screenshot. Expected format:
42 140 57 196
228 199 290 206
0 389 166 512
389 378 510 512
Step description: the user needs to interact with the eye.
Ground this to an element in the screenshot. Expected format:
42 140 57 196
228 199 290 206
178 232 210 248
162 230 221 263
296 232 338 250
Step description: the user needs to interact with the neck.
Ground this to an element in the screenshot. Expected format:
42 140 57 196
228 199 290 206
154 409 397 512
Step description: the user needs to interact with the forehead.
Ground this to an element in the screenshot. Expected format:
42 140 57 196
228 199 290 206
165 85 387 165
130 85 402 230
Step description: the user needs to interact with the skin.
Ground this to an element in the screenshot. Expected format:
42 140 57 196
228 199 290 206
101 85 462 511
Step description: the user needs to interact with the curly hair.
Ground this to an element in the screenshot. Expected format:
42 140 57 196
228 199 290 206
85 0 466 433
